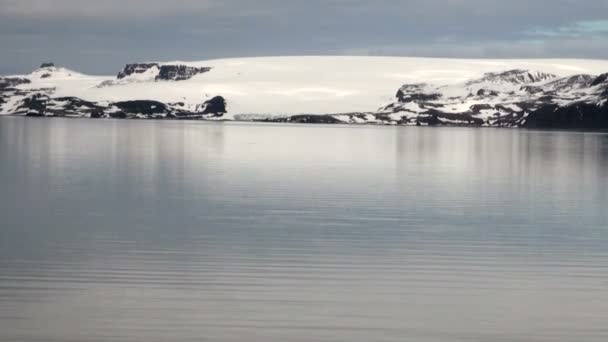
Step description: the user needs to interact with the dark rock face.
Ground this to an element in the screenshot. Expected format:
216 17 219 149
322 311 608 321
397 90 442 103
109 111 127 119
396 84 441 103
90 110 104 118
523 102 608 129
468 69 557 85
476 89 499 97
114 100 168 115
40 62 55 68
521 85 545 94
470 104 493 112
117 63 160 79
155 65 211 81
201 96 226 115
264 115 343 124
416 115 442 126
48 97 105 117
113 63 212 82
432 111 485 126
545 74 595 91
591 73 608 87
0 77 31 90
17 94 49 115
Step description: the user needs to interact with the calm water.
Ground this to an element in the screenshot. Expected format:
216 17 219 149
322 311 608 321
1 117 608 342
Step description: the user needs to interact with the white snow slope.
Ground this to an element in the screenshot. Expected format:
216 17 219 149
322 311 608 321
4 56 608 118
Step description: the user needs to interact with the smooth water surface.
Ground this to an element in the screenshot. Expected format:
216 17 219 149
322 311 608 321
1 117 608 342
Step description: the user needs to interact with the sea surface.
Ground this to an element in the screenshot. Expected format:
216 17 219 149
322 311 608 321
1 117 607 342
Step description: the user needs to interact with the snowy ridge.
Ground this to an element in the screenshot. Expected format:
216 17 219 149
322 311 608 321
466 69 557 85
1 57 608 128
377 68 608 127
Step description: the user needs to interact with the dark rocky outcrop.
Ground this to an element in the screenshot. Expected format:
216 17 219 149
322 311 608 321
476 89 499 97
416 115 441 126
264 115 343 124
90 110 104 118
201 96 226 115
46 97 105 117
425 110 485 127
109 111 127 119
545 74 595 91
113 100 168 115
591 73 608 87
117 63 160 79
395 84 442 103
113 63 212 82
523 102 608 129
470 104 493 112
520 85 545 94
155 65 211 81
0 77 31 90
40 62 55 68
382 68 608 129
17 94 49 115
468 69 557 85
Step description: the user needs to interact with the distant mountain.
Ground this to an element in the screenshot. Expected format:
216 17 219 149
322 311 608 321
372 69 608 128
1 57 608 129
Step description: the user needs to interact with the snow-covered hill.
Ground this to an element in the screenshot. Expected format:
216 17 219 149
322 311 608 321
1 57 608 128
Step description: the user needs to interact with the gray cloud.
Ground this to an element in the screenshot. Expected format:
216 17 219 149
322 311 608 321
525 20 608 37
0 0 215 17
0 0 607 74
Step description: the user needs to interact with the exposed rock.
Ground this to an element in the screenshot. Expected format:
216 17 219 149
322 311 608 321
156 65 211 81
470 104 493 112
46 97 105 117
117 63 160 79
468 69 557 85
113 100 168 115
591 73 608 87
546 74 595 91
521 85 545 94
381 69 608 128
40 62 55 68
96 80 116 88
90 110 104 118
523 102 608 129
417 115 441 126
396 84 442 103
263 115 343 124
476 89 499 97
0 77 31 90
426 109 485 126
109 111 127 119
17 94 49 115
201 96 226 116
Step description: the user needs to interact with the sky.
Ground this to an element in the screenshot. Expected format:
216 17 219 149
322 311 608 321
1 0 608 74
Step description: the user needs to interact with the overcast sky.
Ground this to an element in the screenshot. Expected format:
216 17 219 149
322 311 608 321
1 0 608 74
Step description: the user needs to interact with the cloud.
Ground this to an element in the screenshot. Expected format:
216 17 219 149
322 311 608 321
0 0 607 74
0 0 215 17
341 36 608 60
526 20 608 38
2 0 607 21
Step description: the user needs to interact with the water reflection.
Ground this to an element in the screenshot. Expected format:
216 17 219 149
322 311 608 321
0 118 608 342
